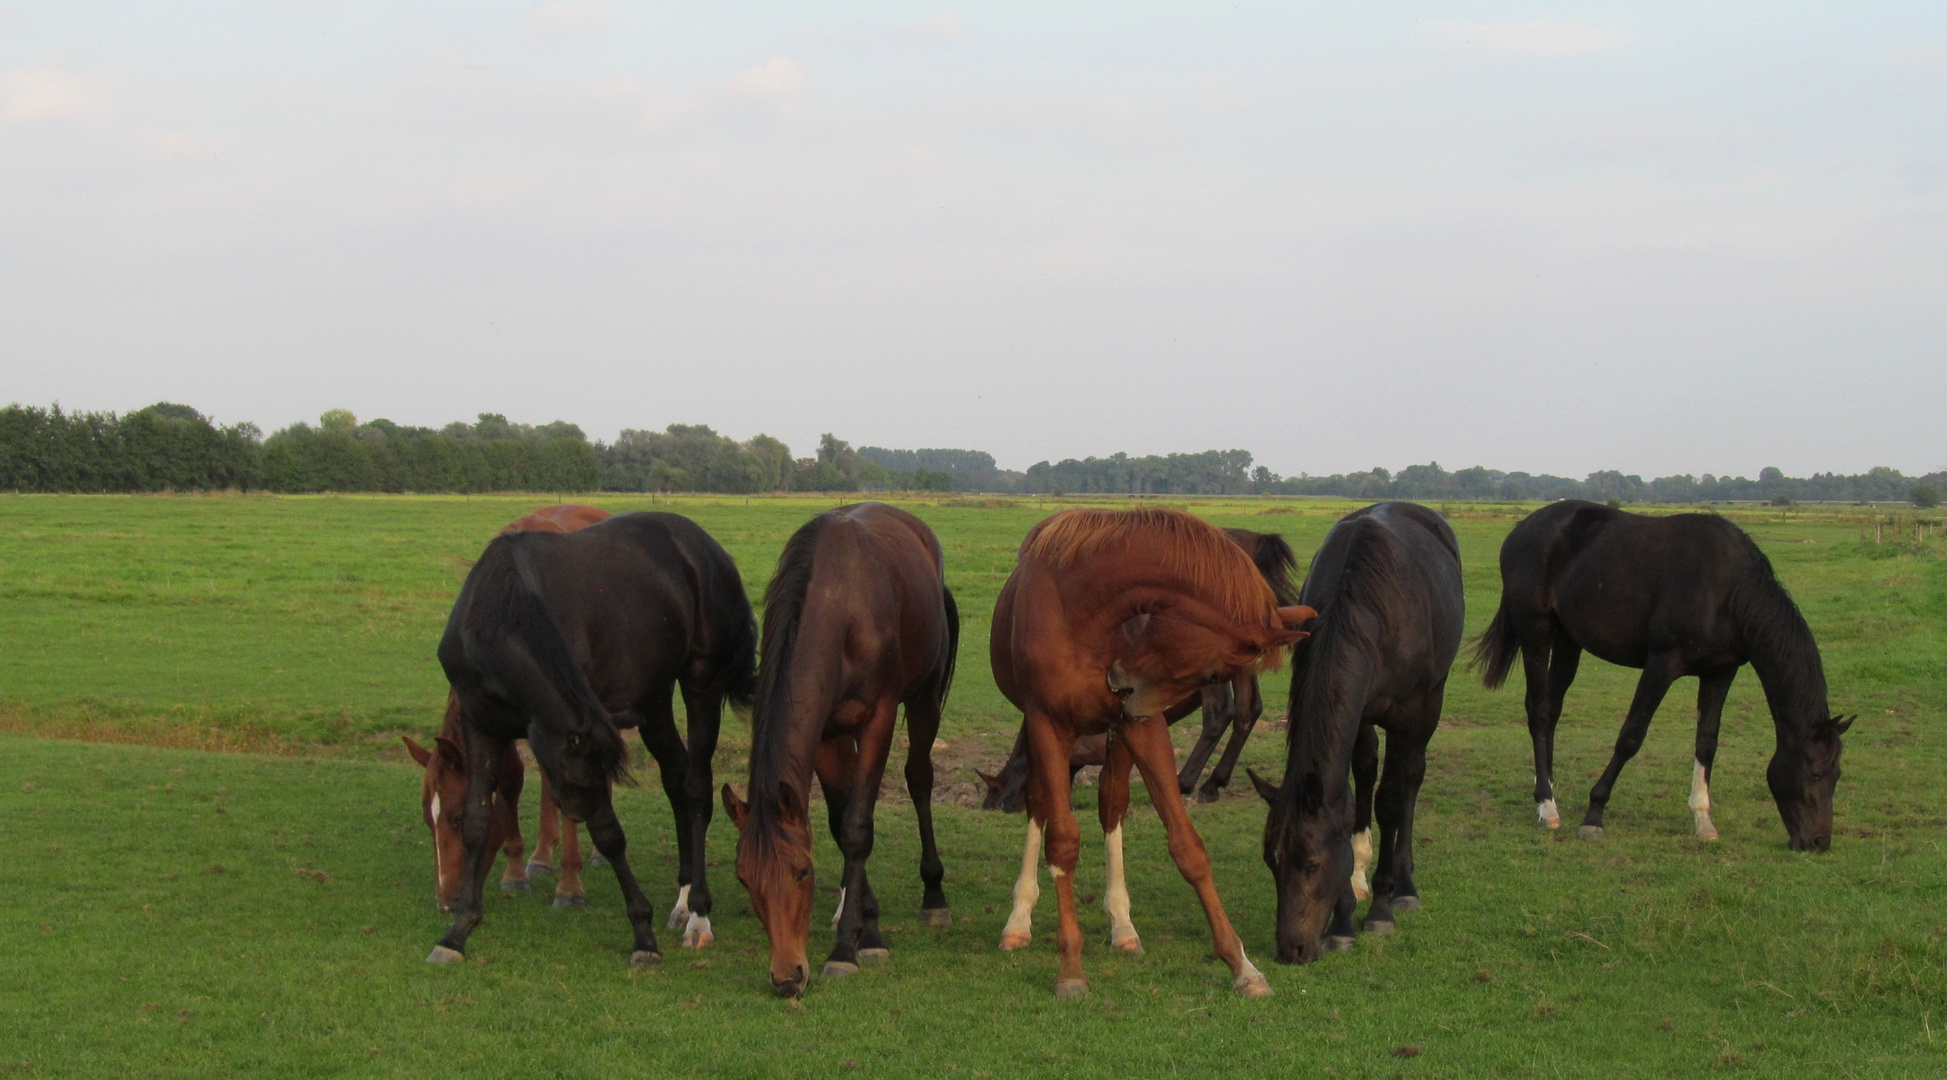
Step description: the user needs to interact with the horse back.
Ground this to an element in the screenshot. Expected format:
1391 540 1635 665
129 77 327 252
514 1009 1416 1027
1299 502 1465 702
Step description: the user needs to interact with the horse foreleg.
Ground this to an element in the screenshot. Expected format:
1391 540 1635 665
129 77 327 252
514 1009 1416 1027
1120 713 1269 998
827 699 897 976
582 795 662 966
495 748 531 892
1175 683 1232 797
1580 653 1681 839
1198 675 1264 803
554 809 587 909
1098 732 1141 952
528 766 561 879
431 732 506 963
1690 670 1735 842
1348 722 1378 904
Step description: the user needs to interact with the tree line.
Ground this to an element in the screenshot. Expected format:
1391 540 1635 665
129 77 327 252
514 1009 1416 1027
1 401 1940 505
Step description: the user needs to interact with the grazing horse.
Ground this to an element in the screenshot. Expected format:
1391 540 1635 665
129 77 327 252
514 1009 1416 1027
428 512 757 966
1250 502 1463 964
406 503 607 913
1474 500 1851 850
979 528 1302 812
721 503 959 998
993 507 1311 998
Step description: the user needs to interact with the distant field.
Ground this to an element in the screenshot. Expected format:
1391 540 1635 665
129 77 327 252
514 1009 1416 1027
2 493 1943 1077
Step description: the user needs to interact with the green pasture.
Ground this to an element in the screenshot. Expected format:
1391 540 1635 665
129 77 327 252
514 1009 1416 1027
1 493 1944 1078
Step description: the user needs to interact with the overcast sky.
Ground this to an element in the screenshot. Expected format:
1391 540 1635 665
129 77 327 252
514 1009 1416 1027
3 2 1942 477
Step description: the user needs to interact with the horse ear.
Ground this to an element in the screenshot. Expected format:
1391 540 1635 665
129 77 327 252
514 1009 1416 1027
1246 767 1279 805
975 769 1001 795
1119 612 1152 646
1831 715 1854 737
776 782 807 823
720 784 749 832
434 737 464 769
1275 605 1317 630
403 736 433 768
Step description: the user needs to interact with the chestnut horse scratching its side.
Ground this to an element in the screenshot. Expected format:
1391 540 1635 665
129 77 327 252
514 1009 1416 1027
1474 500 1850 849
722 503 958 998
1251 502 1463 963
406 503 608 913
993 508 1311 998
429 512 757 966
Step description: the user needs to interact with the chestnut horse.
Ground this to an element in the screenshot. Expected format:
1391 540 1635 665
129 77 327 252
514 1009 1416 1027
1474 500 1850 849
428 512 756 966
993 507 1310 998
406 503 606 914
722 503 958 998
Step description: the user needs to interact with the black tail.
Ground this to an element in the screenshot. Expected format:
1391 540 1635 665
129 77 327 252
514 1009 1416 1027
721 602 760 715
466 538 631 784
932 584 961 713
1251 533 1303 605
1471 599 1521 690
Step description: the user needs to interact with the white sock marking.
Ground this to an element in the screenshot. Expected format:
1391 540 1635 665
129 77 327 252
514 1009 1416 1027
685 913 713 946
1001 819 1043 942
831 887 847 929
671 883 692 921
429 794 445 893
1689 759 1718 840
1102 825 1137 946
1349 827 1373 901
1537 797 1560 829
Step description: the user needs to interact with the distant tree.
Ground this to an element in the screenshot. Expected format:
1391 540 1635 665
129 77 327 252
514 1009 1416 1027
1913 484 1941 509
319 409 358 431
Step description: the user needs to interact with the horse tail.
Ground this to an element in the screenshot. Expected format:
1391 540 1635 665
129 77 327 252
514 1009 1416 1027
466 537 631 784
720 602 759 715
933 583 961 711
1471 598 1521 690
1251 532 1303 605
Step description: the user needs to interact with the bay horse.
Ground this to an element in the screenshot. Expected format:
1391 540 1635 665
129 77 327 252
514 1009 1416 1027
993 507 1311 998
428 512 757 966
406 503 607 914
721 502 958 998
1474 500 1851 850
1249 502 1463 963
980 528 1302 811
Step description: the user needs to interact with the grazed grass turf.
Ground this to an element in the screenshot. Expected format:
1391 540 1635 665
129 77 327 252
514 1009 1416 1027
1 494 1943 1077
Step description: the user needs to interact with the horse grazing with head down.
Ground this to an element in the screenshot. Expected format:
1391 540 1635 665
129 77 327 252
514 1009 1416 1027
722 503 959 998
979 527 1302 813
1251 502 1463 964
406 503 608 914
1474 500 1850 850
428 512 757 967
993 507 1311 998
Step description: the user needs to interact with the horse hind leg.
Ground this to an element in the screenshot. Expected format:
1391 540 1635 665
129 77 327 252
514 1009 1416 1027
1098 733 1141 953
496 750 532 893
527 764 560 879
673 682 725 948
1349 722 1378 903
1197 676 1263 803
1690 671 1735 842
999 817 1044 951
1176 683 1232 798
903 689 952 926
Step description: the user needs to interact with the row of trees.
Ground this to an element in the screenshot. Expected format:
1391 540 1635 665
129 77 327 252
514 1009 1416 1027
2 401 1941 503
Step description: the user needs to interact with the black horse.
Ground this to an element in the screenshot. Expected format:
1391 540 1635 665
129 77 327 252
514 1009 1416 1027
979 527 1300 811
1252 502 1463 964
1474 500 1850 851
429 512 757 966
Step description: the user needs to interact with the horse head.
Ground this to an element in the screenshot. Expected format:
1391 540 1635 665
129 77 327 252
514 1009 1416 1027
723 782 816 997
1769 714 1851 852
404 734 470 913
1251 766 1351 963
1108 603 1312 721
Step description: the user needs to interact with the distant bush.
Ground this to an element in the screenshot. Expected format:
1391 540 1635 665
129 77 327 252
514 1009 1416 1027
1914 484 1941 509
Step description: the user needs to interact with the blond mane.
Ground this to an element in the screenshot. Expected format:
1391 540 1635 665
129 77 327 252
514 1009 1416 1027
1020 507 1277 627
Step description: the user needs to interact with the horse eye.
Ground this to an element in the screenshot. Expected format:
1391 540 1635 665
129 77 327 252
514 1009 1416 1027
795 867 812 883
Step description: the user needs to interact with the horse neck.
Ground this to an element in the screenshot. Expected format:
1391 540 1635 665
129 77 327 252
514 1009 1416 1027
1281 629 1374 798
1738 588 1831 746
749 607 847 806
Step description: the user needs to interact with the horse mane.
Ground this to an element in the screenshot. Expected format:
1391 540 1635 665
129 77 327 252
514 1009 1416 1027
1285 516 1398 766
1724 538 1830 731
1023 508 1276 625
747 510 835 820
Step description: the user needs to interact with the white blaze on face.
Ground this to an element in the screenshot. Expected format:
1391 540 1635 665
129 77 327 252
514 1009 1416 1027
1690 759 1719 841
1102 825 1137 947
1001 819 1044 942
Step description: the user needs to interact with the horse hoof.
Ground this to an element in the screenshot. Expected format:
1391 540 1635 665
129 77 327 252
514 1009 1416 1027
1392 895 1420 912
822 961 860 979
500 879 531 893
1324 935 1356 952
524 862 553 878
1193 787 1220 805
1234 973 1273 998
1578 825 1604 841
683 915 714 950
588 854 609 868
630 950 661 968
1054 979 1088 999
1351 884 1370 902
858 948 891 962
425 945 465 964
1696 826 1720 842
665 910 689 930
553 894 587 909
921 907 953 927
999 931 1032 951
1110 935 1144 954
1364 918 1396 936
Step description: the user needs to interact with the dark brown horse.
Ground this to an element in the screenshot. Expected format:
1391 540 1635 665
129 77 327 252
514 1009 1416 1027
979 527 1302 812
428 512 757 966
1474 500 1850 850
406 503 607 914
993 507 1310 998
722 503 958 998
1251 502 1464 963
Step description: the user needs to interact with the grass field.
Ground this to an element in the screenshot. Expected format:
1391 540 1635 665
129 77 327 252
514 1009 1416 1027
2 493 1944 1078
